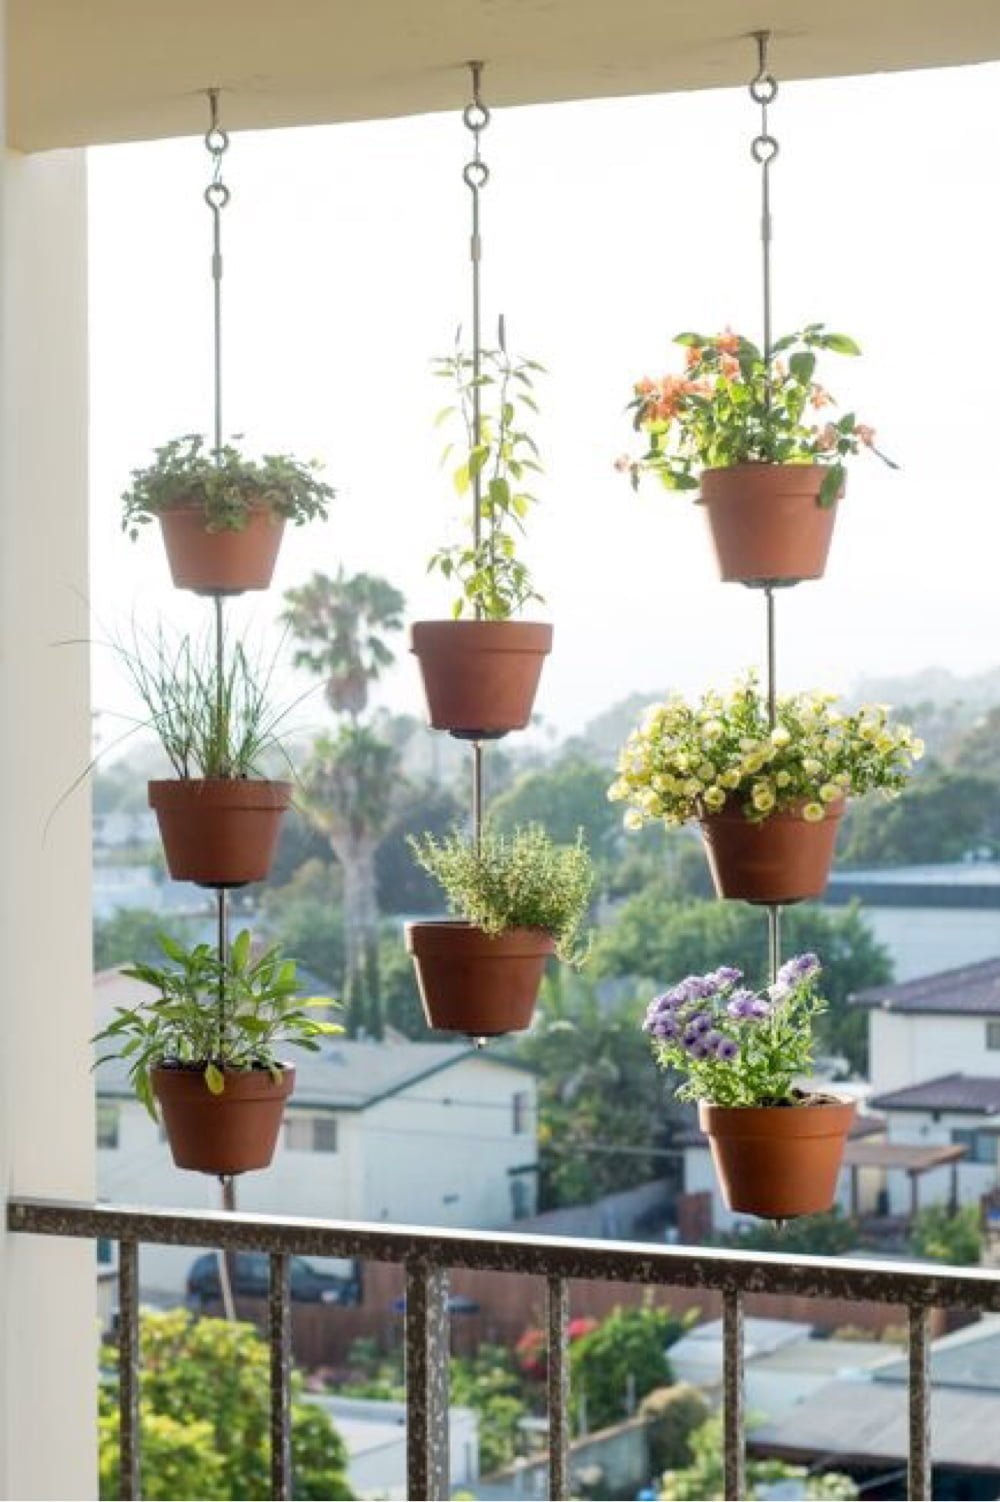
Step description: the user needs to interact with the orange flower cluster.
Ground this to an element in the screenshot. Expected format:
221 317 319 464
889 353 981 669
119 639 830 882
634 372 711 423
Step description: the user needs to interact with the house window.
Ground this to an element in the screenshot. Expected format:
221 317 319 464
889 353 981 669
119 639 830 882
285 1115 338 1153
512 1091 530 1135
96 1104 119 1150
952 1128 997 1165
510 1179 531 1220
987 1022 1000 1050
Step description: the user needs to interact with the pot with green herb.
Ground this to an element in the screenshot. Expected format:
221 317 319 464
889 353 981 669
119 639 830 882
405 824 593 1035
94 931 341 1175
410 340 552 739
121 434 335 595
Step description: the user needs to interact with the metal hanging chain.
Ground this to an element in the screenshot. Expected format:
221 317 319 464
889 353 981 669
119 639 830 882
749 31 779 375
204 89 230 456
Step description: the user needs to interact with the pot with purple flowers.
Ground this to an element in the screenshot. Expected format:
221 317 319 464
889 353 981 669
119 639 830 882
644 953 855 1219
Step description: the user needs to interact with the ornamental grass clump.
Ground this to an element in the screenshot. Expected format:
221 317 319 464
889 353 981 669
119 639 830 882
643 953 826 1107
608 674 923 830
409 824 593 964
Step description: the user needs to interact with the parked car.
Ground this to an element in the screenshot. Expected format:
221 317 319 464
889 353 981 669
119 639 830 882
186 1251 361 1307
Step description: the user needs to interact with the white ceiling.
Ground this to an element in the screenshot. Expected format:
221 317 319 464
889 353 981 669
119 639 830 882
9 0 1000 152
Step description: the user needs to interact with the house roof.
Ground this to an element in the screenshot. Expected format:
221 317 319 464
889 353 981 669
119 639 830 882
851 957 1000 1015
870 1073 1000 1116
872 1316 1000 1393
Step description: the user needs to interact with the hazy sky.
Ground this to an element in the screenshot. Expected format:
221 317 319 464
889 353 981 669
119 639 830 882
88 60 1000 743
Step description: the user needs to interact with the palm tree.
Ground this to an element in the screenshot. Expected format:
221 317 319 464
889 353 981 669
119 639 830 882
282 569 405 720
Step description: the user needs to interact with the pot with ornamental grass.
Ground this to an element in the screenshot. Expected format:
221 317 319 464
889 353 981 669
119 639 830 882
405 825 593 1036
609 674 922 904
644 953 854 1218
122 434 335 595
93 930 341 1175
619 324 897 585
410 338 552 739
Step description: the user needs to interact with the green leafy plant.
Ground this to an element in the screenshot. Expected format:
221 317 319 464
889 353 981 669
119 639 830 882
717 1206 857 1256
93 930 341 1116
569 1302 693 1433
409 824 593 963
430 335 545 620
121 433 335 538
659 1410 858 1500
608 673 923 830
910 1203 983 1266
620 324 896 506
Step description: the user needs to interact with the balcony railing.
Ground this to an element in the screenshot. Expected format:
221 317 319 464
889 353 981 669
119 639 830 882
9 1196 1000 1501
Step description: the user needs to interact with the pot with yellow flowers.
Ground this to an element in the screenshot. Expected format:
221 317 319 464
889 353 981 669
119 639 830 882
609 675 923 904
619 325 896 586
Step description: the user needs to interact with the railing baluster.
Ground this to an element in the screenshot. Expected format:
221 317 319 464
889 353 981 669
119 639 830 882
118 1239 141 1501
405 1262 450 1501
908 1304 932 1501
269 1252 292 1501
723 1288 745 1501
546 1275 570 1500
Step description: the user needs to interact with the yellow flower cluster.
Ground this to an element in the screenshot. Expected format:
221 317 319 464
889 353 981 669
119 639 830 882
607 675 924 830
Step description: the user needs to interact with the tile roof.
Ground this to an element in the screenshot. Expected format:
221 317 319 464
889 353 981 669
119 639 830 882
870 1073 1000 1115
851 957 1000 1015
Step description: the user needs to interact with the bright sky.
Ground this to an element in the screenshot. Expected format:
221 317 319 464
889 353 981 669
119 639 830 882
88 61 1000 743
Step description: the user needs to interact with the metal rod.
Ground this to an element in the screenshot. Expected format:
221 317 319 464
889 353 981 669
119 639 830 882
767 904 782 986
765 583 777 725
908 1305 932 1501
472 740 483 848
722 1289 746 1501
118 1239 141 1501
405 1263 451 1501
218 1174 237 1321
546 1275 570 1500
269 1252 293 1501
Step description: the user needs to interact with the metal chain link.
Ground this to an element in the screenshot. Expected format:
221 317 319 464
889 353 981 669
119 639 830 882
749 31 778 371
205 90 230 455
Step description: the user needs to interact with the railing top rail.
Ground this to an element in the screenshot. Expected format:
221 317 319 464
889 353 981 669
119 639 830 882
9 1195 1000 1311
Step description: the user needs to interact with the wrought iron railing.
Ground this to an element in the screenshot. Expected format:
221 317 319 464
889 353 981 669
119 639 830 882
9 1196 1000 1500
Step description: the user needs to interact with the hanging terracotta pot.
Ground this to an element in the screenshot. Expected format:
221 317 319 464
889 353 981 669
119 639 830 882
699 464 841 586
405 920 554 1035
699 799 844 904
149 779 292 888
699 1098 856 1219
409 621 553 739
153 1063 295 1175
158 501 286 594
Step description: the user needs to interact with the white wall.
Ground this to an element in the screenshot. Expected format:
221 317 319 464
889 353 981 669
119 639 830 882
860 906 1000 983
883 1108 998 1214
869 1010 1000 1096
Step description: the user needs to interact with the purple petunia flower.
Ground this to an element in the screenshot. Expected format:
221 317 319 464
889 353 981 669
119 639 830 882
653 1016 680 1041
778 952 821 986
703 1030 724 1053
710 965 743 989
716 1038 739 1063
749 998 773 1020
686 1038 711 1061
689 1011 713 1035
726 988 759 1020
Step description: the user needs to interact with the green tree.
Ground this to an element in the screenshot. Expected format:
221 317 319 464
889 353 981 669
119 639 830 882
659 1412 858 1500
261 858 345 987
283 569 405 719
99 1310 352 1500
639 1384 710 1475
93 907 196 971
491 757 624 872
717 1207 857 1256
910 1203 983 1265
450 1344 530 1474
839 767 1000 865
376 782 465 914
570 1303 691 1434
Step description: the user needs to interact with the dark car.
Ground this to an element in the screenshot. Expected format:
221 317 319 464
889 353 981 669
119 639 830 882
186 1251 361 1307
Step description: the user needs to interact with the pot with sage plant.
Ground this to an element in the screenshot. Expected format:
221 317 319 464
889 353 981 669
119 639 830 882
410 340 552 739
644 954 854 1218
122 434 335 595
406 824 593 1035
619 325 896 585
609 674 922 904
94 930 341 1174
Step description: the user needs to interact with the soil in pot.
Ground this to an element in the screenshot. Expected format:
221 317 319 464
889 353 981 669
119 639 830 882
149 778 292 888
699 799 844 904
409 621 553 740
699 464 840 587
153 1062 295 1175
158 502 286 595
405 920 554 1035
698 1096 856 1219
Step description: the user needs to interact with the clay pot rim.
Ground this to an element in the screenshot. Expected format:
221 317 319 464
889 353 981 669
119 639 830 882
157 496 284 521
148 776 293 797
410 619 553 640
405 919 557 951
698 795 846 825
153 1060 295 1075
699 1097 856 1135
700 461 831 479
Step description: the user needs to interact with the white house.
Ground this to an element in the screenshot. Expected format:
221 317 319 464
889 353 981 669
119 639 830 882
94 968 538 1298
306 1395 479 1499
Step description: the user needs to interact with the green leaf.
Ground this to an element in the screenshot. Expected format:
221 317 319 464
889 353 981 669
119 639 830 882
819 465 843 507
822 333 862 356
204 1062 225 1095
789 351 816 385
453 462 470 496
673 332 705 347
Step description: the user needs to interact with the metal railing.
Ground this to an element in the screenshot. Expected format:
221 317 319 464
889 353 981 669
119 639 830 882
9 1196 1000 1501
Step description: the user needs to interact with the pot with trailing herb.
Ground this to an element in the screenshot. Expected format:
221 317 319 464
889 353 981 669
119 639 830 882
644 954 854 1218
410 339 552 739
121 434 335 595
405 824 593 1035
93 931 341 1175
619 324 896 585
123 627 297 887
609 674 922 904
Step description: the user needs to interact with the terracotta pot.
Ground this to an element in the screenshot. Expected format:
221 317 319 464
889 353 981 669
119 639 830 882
699 799 844 904
409 621 553 740
153 1063 295 1175
405 921 554 1035
699 464 841 586
149 779 292 888
158 501 286 594
699 1098 856 1219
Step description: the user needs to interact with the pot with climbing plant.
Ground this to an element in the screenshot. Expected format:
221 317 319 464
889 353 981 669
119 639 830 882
643 953 854 1218
122 434 335 595
609 674 922 903
410 338 553 738
405 824 593 1035
619 324 896 585
93 930 341 1175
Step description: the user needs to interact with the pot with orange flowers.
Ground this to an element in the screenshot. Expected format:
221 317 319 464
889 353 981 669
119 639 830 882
410 338 553 739
609 675 923 904
618 325 896 586
643 954 855 1219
